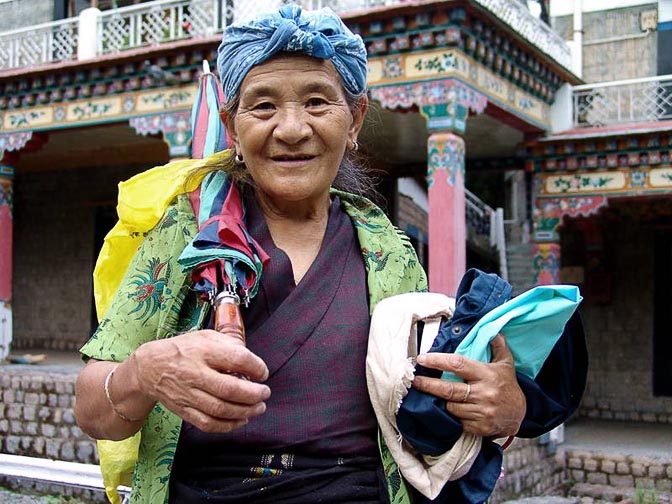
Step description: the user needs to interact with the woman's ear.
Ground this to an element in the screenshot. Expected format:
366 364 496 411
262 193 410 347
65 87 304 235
349 95 369 141
220 109 238 149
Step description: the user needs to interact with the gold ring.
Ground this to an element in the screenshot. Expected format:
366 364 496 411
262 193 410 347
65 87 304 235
461 383 471 403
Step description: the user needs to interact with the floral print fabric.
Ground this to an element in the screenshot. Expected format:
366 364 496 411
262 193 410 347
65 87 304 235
81 184 427 504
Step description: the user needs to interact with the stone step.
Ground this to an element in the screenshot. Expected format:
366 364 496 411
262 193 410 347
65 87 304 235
502 484 672 504
502 497 580 504
568 483 672 503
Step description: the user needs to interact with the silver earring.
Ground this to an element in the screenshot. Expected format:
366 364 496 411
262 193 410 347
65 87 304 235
352 140 359 152
234 152 244 165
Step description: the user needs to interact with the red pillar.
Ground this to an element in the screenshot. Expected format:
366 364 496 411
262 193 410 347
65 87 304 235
427 132 466 296
0 164 13 360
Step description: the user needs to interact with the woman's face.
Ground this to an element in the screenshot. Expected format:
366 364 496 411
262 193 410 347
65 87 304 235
226 54 367 210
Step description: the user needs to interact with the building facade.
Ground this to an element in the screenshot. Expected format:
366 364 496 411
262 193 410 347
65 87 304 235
526 0 672 424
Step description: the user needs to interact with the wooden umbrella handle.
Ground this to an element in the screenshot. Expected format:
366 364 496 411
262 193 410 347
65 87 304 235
213 291 246 345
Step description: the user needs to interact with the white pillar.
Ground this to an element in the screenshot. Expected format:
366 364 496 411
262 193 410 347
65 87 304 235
572 0 583 78
78 8 101 61
551 83 573 133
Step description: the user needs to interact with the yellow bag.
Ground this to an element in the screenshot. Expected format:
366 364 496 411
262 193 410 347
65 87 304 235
93 156 214 318
93 154 223 502
98 434 140 504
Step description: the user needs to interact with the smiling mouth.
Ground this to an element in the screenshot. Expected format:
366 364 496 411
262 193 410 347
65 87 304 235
271 155 315 161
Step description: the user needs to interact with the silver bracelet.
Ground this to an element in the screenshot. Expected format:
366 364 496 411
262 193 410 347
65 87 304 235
104 365 142 423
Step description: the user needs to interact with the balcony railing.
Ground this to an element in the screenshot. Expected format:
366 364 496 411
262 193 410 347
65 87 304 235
572 75 672 128
0 17 79 70
466 188 508 280
97 0 220 55
0 0 568 73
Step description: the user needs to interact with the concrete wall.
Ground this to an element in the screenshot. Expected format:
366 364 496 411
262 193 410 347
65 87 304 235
491 438 566 503
12 164 145 351
576 210 672 423
0 0 54 32
553 3 658 82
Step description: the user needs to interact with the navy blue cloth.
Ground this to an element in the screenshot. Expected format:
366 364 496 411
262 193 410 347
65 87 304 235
397 268 513 456
516 309 588 439
397 269 588 504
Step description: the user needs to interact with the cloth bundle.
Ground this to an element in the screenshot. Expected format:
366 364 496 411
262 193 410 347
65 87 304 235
366 292 482 500
367 268 583 502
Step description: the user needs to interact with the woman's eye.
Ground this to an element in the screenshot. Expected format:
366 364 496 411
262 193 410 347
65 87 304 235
307 97 328 108
253 102 275 111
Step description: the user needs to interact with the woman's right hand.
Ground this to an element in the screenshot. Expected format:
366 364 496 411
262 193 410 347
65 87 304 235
126 329 271 433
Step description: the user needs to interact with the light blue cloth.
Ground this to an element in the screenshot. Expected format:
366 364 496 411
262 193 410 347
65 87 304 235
442 285 583 382
216 4 368 99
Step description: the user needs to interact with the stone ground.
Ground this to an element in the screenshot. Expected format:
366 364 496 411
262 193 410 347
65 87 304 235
0 486 90 503
503 482 672 504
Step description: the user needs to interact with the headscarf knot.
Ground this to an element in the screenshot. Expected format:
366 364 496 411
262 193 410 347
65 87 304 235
217 4 367 100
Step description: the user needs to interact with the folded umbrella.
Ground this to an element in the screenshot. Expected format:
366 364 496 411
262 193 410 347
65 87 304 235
180 62 268 343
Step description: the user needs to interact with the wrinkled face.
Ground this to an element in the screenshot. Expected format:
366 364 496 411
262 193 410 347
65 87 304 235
225 54 366 208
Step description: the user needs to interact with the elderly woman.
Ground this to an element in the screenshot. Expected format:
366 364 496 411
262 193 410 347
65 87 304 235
75 5 534 504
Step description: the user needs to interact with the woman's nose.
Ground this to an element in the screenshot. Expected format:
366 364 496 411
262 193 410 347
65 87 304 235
272 108 311 144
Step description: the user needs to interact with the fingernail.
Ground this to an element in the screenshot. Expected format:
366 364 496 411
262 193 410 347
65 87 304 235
416 354 427 364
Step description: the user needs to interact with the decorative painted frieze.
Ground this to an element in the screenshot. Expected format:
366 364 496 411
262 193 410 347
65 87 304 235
355 6 563 103
0 48 213 115
370 78 487 112
471 0 572 70
370 78 487 133
523 134 672 172
129 110 191 157
368 48 549 128
0 85 198 134
538 167 672 197
533 196 608 242
0 131 33 153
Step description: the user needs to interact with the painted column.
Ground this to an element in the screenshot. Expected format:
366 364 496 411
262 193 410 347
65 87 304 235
427 132 466 295
532 186 562 286
0 164 13 360
0 132 45 358
369 79 488 295
420 85 472 296
532 242 561 285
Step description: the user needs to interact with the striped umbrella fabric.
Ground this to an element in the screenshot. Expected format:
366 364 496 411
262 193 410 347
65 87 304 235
183 61 267 312
191 60 229 159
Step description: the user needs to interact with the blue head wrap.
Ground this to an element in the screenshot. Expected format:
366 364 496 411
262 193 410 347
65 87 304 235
216 4 367 100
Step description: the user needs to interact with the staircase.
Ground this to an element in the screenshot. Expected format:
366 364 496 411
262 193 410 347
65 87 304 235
505 242 537 294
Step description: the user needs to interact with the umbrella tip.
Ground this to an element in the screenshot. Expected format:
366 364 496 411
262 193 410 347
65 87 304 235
202 60 211 74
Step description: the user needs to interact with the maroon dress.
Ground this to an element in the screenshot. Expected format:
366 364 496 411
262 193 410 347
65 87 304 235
169 192 389 503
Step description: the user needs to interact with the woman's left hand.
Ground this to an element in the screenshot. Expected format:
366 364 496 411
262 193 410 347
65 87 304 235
412 333 526 438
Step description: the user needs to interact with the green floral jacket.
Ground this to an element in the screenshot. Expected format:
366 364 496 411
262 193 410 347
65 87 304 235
81 187 428 504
